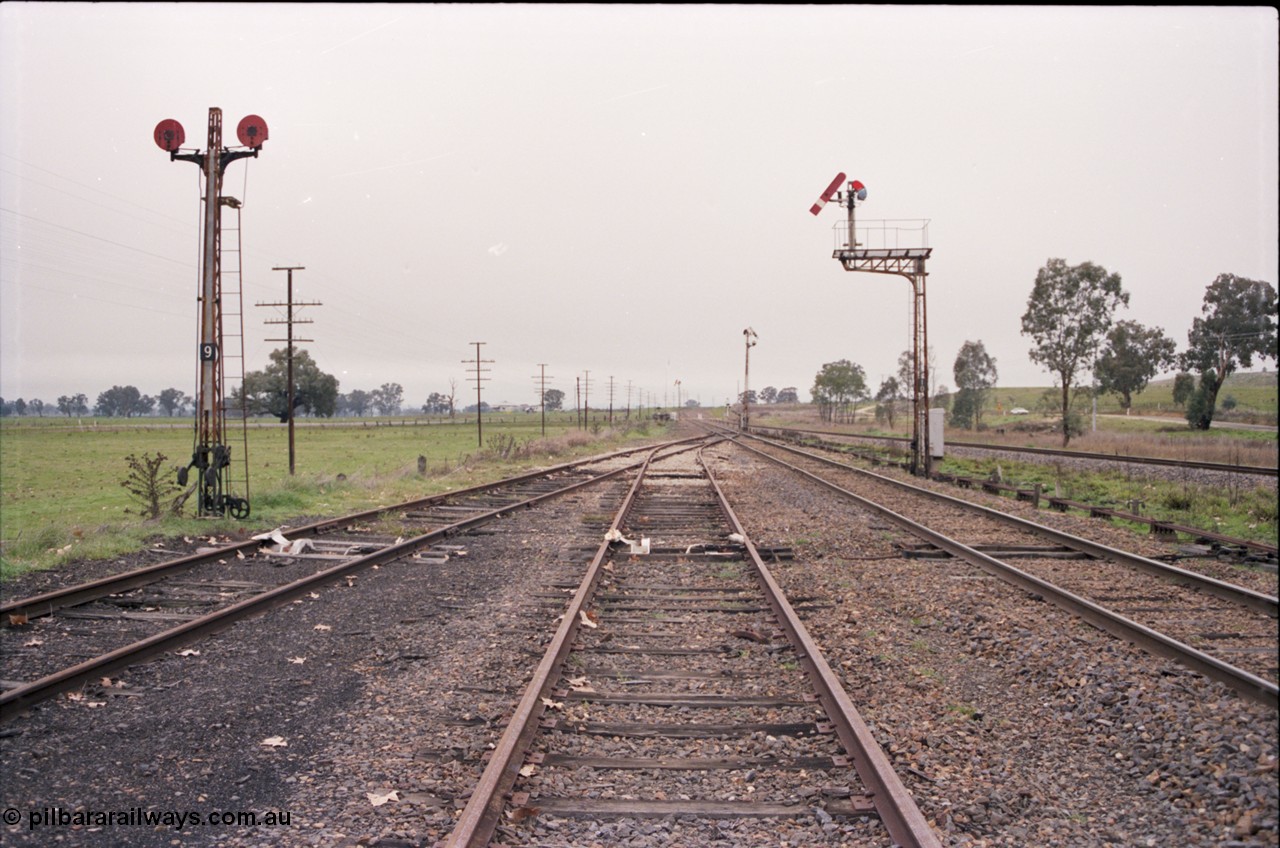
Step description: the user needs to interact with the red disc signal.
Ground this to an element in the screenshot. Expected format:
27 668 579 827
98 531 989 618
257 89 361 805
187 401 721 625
850 180 867 201
153 119 185 152
236 115 268 148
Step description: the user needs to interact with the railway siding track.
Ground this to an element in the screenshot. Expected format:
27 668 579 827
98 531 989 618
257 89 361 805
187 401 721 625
726 432 1278 709
0 440 704 722
764 427 1278 564
0 440 693 627
446 446 940 847
752 424 1279 478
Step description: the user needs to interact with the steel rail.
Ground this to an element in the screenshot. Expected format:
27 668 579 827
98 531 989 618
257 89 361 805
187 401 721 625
724 435 1278 710
739 431 1278 618
762 427 1278 560
698 450 943 848
2 436 703 625
0 442 709 723
444 443 694 846
753 424 1279 477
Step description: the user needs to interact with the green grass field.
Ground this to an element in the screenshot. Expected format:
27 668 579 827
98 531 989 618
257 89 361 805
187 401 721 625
991 370 1278 424
0 412 665 579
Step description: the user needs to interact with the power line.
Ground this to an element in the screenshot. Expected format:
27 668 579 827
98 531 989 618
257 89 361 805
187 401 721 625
0 207 189 265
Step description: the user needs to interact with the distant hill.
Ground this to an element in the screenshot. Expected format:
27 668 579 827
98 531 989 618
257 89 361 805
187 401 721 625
1150 370 1276 389
988 370 1275 422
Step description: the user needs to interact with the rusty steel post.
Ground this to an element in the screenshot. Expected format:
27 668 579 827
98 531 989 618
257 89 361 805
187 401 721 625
195 109 225 515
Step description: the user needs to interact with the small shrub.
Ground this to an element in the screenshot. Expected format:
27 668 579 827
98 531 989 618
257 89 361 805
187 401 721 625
121 452 181 520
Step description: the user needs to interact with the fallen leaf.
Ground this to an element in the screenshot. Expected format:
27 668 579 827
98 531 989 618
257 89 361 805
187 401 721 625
236 551 245 560
509 807 541 822
23 638 43 647
178 649 201 657
288 656 306 665
313 624 331 632
578 610 598 629
367 790 399 807
540 697 564 711
730 629 769 644
519 763 538 777
9 613 29 626
261 736 288 748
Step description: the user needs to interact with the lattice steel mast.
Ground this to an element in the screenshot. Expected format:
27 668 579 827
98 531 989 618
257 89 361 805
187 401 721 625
154 108 268 516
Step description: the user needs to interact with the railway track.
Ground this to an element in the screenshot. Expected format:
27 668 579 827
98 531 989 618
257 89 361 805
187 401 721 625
752 424 1279 478
0 437 702 721
446 445 940 847
719 430 1278 709
757 424 1278 563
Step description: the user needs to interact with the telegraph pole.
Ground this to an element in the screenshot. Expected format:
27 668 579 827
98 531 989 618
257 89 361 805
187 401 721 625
464 342 493 447
260 266 318 475
534 363 551 436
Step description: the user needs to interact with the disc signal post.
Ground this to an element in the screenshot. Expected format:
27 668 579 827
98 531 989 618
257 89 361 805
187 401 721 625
810 174 933 476
154 108 269 517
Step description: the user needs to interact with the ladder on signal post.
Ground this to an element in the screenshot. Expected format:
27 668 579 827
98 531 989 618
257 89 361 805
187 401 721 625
216 199 252 515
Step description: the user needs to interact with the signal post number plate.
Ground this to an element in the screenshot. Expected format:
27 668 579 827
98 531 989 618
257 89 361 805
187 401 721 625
200 343 219 362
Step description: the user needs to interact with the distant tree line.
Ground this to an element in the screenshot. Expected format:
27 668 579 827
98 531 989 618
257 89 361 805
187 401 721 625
0 389 195 418
802 267 1274 445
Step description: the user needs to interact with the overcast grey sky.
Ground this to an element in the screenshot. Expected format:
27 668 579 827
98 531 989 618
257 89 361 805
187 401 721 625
2 4 1276 411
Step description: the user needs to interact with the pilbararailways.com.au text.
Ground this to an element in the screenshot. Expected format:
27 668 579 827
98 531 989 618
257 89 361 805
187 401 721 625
9 806 291 831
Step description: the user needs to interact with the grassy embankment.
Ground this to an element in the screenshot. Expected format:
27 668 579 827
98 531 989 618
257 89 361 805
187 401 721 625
750 372 1278 550
0 412 669 580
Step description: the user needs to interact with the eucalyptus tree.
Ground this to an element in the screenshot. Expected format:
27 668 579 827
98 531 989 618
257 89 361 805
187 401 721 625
1180 274 1277 429
1021 258 1128 445
1094 320 1177 412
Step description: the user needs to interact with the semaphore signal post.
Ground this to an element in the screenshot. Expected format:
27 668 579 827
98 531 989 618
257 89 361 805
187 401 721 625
810 174 936 477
